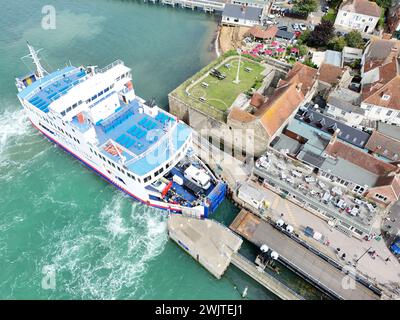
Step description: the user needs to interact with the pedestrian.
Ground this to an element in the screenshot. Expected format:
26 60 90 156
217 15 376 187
280 213 284 217
385 257 391 263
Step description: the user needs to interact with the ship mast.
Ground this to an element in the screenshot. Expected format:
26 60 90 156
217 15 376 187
25 42 48 79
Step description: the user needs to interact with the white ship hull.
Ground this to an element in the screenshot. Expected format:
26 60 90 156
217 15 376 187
16 47 227 217
26 107 195 214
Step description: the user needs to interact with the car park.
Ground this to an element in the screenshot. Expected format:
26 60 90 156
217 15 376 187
304 175 316 183
299 24 307 31
291 169 302 178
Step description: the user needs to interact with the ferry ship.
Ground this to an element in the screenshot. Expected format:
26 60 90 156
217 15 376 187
15 43 227 217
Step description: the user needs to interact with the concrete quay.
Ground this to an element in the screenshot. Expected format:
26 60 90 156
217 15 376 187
168 214 242 279
230 209 381 300
168 214 305 299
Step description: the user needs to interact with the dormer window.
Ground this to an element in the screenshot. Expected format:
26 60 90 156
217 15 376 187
382 94 391 101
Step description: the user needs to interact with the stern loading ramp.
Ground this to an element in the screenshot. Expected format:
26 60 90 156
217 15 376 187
230 210 380 300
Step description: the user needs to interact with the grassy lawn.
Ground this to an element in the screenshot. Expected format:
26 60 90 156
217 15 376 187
322 8 337 22
187 58 265 112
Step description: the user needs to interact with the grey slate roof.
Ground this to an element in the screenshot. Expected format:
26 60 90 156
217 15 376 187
327 96 365 115
222 4 263 21
324 50 342 67
275 29 295 40
296 107 371 148
377 122 400 141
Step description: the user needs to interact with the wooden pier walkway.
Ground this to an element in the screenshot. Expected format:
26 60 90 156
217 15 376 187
230 253 304 300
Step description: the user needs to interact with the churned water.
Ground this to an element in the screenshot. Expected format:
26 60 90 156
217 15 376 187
0 0 324 300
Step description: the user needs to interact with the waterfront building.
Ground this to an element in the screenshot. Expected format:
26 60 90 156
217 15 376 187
334 0 382 34
221 3 266 27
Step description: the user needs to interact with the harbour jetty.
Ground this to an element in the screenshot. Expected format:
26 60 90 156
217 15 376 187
168 214 242 279
230 209 381 300
168 214 304 299
144 0 225 13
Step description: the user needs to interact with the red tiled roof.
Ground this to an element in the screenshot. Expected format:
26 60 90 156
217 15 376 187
340 0 381 17
362 75 400 110
324 140 397 175
248 26 278 39
365 130 400 161
250 92 265 108
363 38 400 73
285 62 318 96
228 107 256 123
318 63 345 85
256 82 304 137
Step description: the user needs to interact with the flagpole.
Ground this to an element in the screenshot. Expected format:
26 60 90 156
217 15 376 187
233 48 241 84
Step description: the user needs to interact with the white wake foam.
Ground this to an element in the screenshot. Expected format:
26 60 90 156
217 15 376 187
43 193 168 299
0 108 30 155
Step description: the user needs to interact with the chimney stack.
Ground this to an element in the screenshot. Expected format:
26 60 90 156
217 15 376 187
330 128 341 145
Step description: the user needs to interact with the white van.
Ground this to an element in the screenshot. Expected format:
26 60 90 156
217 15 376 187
184 165 211 190
291 170 302 178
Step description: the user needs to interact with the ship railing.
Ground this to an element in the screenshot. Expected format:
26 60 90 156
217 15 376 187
25 67 83 101
97 60 125 74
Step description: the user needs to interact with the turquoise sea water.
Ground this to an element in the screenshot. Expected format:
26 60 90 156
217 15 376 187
0 0 324 299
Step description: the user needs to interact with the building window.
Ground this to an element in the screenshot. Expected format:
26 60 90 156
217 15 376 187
353 185 365 194
375 194 388 202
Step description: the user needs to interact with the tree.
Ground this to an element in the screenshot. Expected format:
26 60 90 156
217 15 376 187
297 29 311 45
297 44 309 57
293 0 318 14
374 0 391 9
344 30 365 49
308 20 335 48
329 36 347 51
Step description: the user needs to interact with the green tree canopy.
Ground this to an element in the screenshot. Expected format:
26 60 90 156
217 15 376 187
374 0 391 9
308 20 335 48
293 0 318 14
344 30 365 49
329 36 347 51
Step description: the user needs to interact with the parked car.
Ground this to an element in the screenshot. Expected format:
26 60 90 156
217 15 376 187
278 25 288 31
299 23 307 31
292 23 300 31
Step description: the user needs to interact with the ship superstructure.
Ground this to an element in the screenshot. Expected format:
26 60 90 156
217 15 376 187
16 43 226 217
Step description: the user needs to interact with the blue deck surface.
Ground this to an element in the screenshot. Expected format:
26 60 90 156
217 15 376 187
97 99 191 176
18 66 86 113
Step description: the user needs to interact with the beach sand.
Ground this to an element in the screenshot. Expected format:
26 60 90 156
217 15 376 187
218 25 251 54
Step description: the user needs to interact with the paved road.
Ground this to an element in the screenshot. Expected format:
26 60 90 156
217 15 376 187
231 210 380 300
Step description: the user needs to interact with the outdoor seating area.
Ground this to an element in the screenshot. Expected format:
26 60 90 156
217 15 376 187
27 67 87 113
100 108 135 133
155 112 172 124
242 39 306 65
